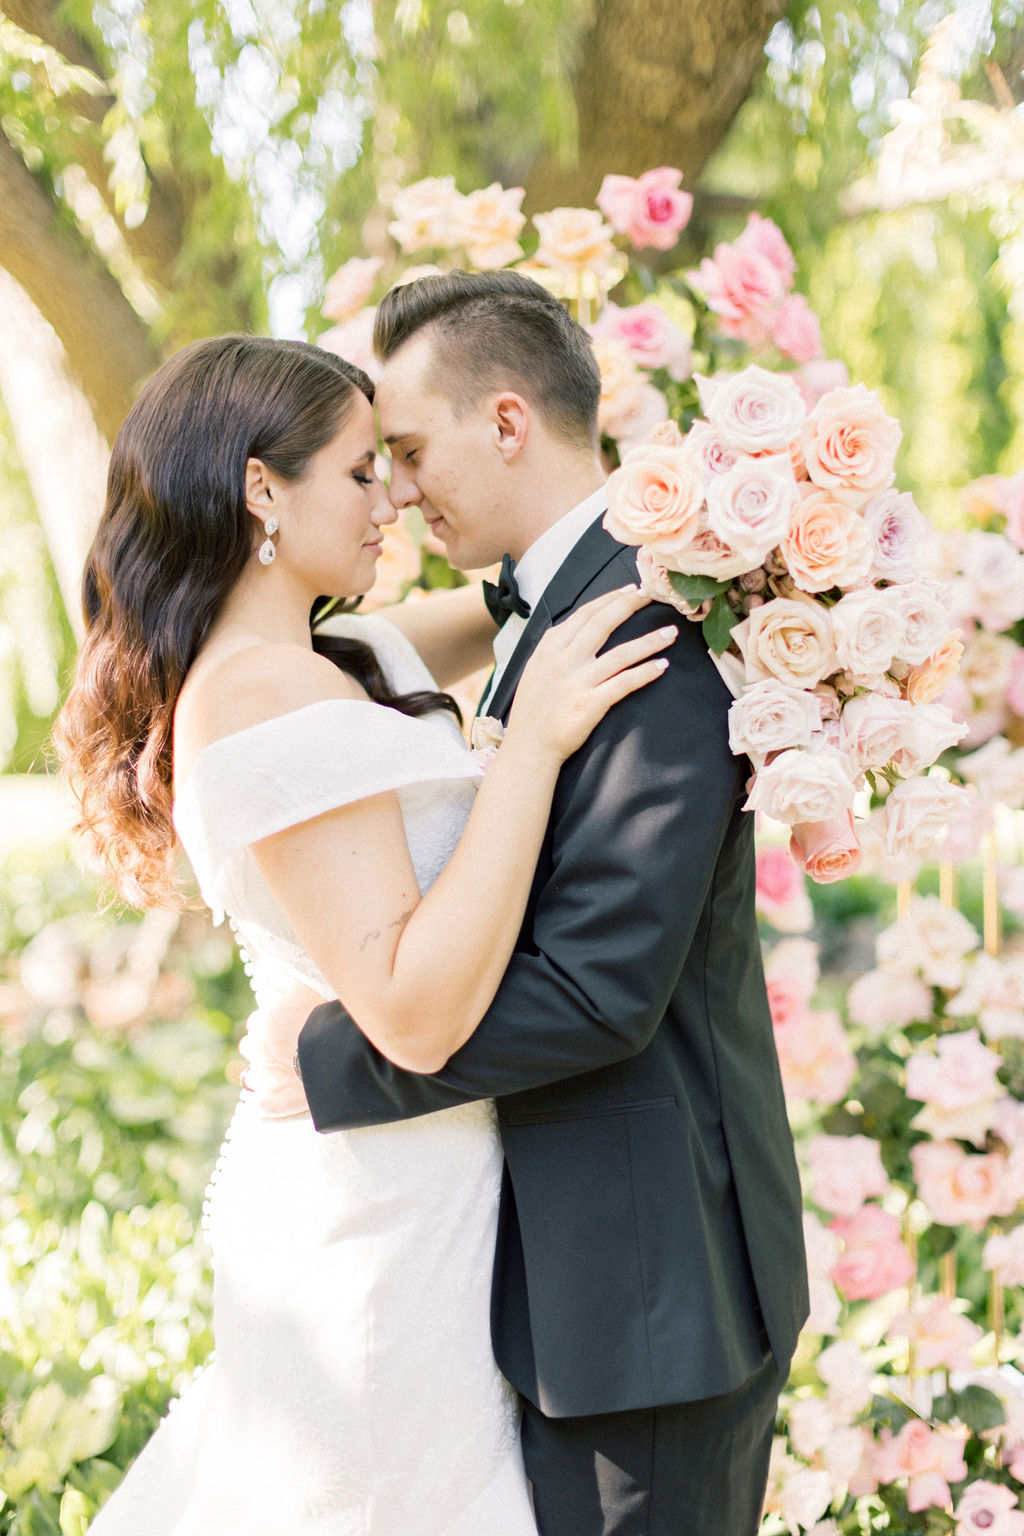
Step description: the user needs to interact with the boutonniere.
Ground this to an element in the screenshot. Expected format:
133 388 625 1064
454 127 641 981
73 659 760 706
470 715 505 770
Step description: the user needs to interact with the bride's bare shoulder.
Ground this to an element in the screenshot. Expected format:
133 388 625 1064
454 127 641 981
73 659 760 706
174 642 367 785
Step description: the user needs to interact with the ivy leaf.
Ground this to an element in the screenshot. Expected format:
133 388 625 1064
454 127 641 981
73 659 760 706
703 596 742 656
667 572 732 604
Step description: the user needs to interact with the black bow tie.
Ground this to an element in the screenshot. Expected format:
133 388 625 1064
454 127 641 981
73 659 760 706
483 554 531 626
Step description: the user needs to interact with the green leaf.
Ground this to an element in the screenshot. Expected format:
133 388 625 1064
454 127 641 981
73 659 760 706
703 598 742 656
951 1385 1007 1434
667 571 731 604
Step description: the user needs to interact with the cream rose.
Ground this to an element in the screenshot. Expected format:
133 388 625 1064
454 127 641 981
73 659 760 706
744 746 857 825
890 581 953 667
635 546 704 619
891 702 967 776
322 256 384 322
960 529 1024 632
533 206 618 275
734 596 836 689
388 176 462 253
603 444 704 550
705 457 796 567
830 587 904 682
838 693 914 774
454 183 526 269
695 365 807 455
781 487 874 594
883 776 972 859
728 678 822 761
959 630 1018 701
801 382 902 495
673 518 753 581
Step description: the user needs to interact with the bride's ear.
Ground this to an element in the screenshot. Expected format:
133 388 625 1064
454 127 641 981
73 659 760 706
245 457 278 524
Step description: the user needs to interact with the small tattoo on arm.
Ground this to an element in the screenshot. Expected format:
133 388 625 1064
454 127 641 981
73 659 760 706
358 909 414 952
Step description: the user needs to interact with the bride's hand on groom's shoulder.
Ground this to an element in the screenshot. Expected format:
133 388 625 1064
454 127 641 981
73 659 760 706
505 586 675 765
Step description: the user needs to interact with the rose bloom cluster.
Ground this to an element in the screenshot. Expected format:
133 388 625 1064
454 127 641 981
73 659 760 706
688 211 824 364
603 363 969 883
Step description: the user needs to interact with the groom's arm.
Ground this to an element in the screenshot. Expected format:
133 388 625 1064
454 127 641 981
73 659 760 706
298 608 746 1131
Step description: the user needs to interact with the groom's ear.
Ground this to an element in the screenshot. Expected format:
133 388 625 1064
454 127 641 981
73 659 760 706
245 457 278 521
491 393 529 463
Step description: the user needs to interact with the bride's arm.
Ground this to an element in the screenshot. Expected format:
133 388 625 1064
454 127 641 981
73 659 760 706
376 582 497 686
233 589 671 1074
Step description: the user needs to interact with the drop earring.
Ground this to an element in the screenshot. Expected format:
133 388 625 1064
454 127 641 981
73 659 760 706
258 516 279 566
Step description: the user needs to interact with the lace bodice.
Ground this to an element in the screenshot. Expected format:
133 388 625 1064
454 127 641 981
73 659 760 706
172 614 483 1006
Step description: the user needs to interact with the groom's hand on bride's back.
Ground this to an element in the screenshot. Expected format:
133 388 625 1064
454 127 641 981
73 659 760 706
241 981 325 1115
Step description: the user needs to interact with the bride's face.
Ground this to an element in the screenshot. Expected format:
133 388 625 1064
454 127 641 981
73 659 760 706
252 391 396 597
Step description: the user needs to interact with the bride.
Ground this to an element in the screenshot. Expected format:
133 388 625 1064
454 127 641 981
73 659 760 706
56 333 671 1534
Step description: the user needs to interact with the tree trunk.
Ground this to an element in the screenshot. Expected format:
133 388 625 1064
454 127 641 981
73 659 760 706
523 0 786 213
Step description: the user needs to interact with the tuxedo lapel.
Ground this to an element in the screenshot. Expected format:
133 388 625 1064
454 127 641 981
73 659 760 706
487 515 628 724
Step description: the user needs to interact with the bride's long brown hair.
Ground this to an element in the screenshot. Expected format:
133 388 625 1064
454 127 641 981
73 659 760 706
55 334 458 908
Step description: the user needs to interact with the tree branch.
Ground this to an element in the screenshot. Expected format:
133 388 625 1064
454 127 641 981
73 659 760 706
0 128 159 441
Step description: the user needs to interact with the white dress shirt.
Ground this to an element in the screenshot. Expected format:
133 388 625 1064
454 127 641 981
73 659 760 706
479 484 608 715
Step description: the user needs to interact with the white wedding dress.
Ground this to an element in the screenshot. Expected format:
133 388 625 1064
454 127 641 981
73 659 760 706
89 615 537 1536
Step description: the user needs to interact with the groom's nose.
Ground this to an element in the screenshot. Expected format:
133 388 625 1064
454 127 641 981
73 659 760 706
386 462 421 511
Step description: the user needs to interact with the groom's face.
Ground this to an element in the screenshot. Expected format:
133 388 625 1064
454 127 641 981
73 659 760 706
376 332 511 571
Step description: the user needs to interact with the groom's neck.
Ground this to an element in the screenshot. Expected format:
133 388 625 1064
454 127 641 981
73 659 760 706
504 450 606 562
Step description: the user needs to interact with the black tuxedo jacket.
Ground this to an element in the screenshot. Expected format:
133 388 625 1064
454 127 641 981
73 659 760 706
298 517 809 1419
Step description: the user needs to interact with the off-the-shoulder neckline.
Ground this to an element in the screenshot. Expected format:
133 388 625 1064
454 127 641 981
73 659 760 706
173 696 449 807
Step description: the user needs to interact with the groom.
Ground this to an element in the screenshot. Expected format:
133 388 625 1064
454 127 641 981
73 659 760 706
297 270 808 1534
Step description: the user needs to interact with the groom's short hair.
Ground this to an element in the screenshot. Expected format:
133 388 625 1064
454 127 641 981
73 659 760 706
373 270 601 450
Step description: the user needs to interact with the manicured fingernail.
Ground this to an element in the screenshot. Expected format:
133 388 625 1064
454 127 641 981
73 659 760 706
655 657 670 670
659 625 677 639
619 583 640 593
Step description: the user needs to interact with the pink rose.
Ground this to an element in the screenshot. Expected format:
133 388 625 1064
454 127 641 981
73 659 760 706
322 256 384 321
863 490 930 584
734 596 836 690
592 301 692 379
592 337 654 442
668 517 752 581
873 1421 968 1513
890 1295 984 1373
960 530 1024 632
891 702 967 777
983 1226 1024 1288
603 443 704 551
635 546 704 619
683 419 743 478
533 206 618 274
609 384 671 452
317 307 381 381
729 678 822 762
388 175 462 252
688 244 787 345
876 895 979 990
1000 470 1024 551
958 736 1024 810
906 1028 1002 1111
696 365 807 455
1007 647 1024 716
806 1133 888 1217
846 968 933 1035
789 812 862 884
883 777 972 860
802 383 902 496
454 182 526 268
596 166 693 251
889 581 952 667
829 1205 915 1300
954 1480 1024 1536
949 952 1024 1042
910 1140 1016 1231
794 360 851 410
816 1339 874 1424
744 747 857 826
735 211 797 285
838 693 914 774
775 1005 856 1104
755 845 813 932
771 293 824 363
706 457 797 567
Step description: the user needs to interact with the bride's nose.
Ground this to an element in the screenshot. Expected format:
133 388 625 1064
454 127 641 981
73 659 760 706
370 483 398 527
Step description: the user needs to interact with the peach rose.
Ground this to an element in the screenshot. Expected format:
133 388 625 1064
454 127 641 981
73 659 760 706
905 633 964 705
705 457 797 567
322 256 384 321
687 244 787 346
789 812 862 884
806 1133 888 1218
873 1421 968 1513
754 845 813 932
781 488 874 594
802 383 902 495
883 777 971 860
728 678 822 761
533 206 618 274
359 513 424 610
696 365 807 455
734 595 836 689
592 336 650 441
744 746 857 827
910 1140 1016 1231
829 587 904 683
452 182 526 268
829 1206 915 1300
771 293 824 363
603 443 704 551
591 301 693 380
597 166 693 251
388 176 462 252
